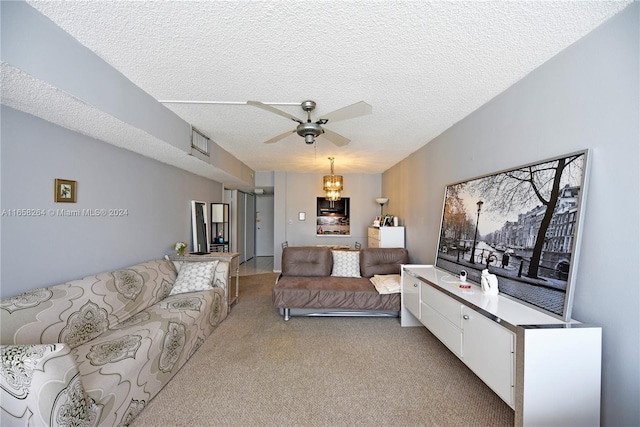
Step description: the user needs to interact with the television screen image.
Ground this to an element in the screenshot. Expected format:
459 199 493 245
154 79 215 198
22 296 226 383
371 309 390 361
435 150 590 321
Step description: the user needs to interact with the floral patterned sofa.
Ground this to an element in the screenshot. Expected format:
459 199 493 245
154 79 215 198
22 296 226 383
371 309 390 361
0 258 229 427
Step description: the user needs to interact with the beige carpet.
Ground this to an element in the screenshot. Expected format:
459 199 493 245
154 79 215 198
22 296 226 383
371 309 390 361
132 273 513 427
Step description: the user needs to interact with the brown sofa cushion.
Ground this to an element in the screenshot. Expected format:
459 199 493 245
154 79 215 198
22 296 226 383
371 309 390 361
281 246 332 277
272 276 400 311
360 248 409 278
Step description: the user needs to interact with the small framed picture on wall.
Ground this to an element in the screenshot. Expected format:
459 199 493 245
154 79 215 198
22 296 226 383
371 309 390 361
54 179 77 203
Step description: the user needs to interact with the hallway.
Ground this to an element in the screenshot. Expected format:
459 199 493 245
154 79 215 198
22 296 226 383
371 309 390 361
238 256 274 276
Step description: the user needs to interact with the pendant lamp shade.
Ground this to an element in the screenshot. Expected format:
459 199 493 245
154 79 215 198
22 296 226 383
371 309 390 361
323 157 343 201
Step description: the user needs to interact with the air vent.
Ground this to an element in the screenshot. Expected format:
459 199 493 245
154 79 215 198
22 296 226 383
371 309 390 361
191 127 210 156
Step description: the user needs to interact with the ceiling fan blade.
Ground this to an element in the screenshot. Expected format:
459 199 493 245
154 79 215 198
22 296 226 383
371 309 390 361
247 101 303 123
264 130 296 144
321 128 350 147
319 101 372 124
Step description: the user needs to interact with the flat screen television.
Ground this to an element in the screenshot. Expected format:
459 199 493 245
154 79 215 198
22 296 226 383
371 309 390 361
435 150 590 321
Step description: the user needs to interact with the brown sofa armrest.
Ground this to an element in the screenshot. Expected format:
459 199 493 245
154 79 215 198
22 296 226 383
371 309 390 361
360 248 409 278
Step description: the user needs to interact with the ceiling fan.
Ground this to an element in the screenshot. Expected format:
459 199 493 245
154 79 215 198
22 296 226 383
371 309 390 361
247 100 372 146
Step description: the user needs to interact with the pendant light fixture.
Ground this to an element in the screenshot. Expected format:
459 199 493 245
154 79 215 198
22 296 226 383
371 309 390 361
323 157 343 201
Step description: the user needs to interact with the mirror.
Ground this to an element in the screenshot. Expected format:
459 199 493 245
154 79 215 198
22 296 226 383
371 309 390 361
191 200 210 254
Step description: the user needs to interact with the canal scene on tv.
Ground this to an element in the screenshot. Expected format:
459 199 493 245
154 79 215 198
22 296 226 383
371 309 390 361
435 152 587 318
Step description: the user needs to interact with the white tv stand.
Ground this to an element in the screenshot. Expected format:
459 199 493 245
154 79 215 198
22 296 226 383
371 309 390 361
401 265 602 427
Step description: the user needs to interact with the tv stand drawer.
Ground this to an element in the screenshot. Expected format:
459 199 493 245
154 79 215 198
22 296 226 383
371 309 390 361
420 301 462 357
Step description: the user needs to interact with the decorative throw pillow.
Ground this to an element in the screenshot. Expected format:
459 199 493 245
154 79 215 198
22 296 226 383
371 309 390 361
369 274 402 294
169 260 184 273
165 257 207 274
164 255 185 273
331 250 361 278
169 260 219 295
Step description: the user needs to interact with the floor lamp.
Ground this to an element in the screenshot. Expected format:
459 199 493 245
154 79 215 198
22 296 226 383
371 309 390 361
376 198 389 217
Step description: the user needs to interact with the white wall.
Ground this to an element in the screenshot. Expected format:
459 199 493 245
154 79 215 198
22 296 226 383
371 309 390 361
384 4 639 426
0 107 223 296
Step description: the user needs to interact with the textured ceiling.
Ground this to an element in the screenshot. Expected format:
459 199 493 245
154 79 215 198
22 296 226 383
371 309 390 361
23 1 631 176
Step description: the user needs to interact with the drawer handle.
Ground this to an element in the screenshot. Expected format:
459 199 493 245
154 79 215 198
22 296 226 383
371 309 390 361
463 315 470 320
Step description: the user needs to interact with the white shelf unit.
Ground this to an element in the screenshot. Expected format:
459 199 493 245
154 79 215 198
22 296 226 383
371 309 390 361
210 203 230 252
367 226 405 248
401 265 602 427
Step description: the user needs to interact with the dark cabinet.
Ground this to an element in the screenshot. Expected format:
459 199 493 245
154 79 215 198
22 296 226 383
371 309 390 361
316 197 350 236
316 197 349 217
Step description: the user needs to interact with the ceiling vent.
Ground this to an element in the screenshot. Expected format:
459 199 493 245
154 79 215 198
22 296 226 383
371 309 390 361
191 127 210 156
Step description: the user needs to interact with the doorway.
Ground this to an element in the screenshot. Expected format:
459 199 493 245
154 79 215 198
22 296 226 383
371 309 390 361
256 194 274 256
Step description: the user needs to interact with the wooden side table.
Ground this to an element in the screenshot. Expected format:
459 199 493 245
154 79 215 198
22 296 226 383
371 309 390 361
168 252 240 310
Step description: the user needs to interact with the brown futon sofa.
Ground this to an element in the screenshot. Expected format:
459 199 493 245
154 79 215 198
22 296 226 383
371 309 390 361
273 246 409 321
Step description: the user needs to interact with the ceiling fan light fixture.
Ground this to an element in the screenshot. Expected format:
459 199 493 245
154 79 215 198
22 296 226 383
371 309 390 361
297 121 323 145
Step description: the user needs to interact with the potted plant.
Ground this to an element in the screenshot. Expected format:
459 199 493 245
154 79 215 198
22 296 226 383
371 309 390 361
174 242 187 256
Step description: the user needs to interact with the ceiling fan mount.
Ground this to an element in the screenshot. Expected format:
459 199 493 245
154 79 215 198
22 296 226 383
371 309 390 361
247 99 372 147
301 100 317 112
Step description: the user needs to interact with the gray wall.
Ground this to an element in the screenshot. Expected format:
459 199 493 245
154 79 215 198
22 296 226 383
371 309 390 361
1 0 189 152
1 1 255 187
1 106 222 297
272 171 381 271
384 4 639 426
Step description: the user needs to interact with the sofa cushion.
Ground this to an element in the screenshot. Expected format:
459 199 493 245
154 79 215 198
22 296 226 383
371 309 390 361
360 248 409 278
273 276 400 311
331 250 361 278
169 261 218 295
281 247 332 277
72 286 227 426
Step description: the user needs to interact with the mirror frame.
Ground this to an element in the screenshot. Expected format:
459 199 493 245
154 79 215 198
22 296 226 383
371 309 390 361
191 200 210 254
